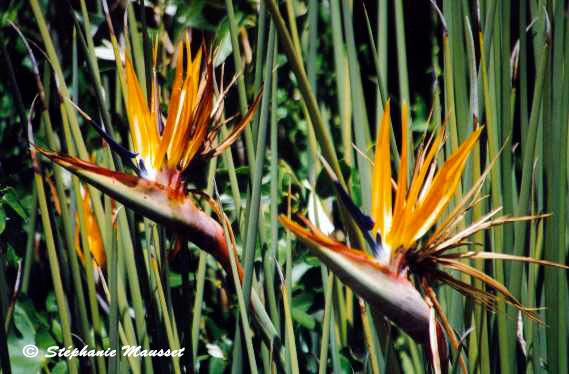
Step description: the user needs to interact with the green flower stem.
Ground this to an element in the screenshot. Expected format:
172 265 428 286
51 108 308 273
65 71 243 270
340 0 372 212
224 0 256 176
117 211 153 374
21 186 37 295
190 252 207 363
510 44 548 294
468 136 490 373
266 41 281 332
281 281 299 374
115 245 141 373
191 157 217 362
543 3 569 372
284 0 301 57
318 271 334 374
377 0 388 100
108 221 119 374
32 152 78 374
222 209 259 374
526 220 544 373
128 2 147 98
494 3 515 322
251 1 267 139
479 29 511 374
394 0 413 168
150 257 181 374
329 0 353 167
241 20 275 310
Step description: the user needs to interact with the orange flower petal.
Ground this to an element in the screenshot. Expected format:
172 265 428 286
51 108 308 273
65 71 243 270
125 55 151 159
371 100 392 240
402 127 482 247
155 40 186 170
388 102 409 249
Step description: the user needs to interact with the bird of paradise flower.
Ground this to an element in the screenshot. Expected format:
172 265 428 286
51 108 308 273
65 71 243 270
279 100 568 373
37 32 259 274
33 32 282 345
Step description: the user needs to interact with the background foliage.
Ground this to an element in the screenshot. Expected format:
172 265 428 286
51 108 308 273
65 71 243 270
1 0 568 373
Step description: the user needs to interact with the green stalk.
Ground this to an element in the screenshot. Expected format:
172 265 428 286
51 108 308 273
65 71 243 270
150 257 181 373
377 0 388 97
222 207 259 374
442 29 467 336
518 0 529 146
543 3 568 372
281 280 299 374
284 0 302 57
443 33 459 155
394 0 413 168
114 242 141 373
495 0 515 287
305 0 321 183
128 2 147 98
284 170 296 372
329 305 342 374
223 7 269 366
330 0 353 167
220 126 242 218
445 1 469 142
340 0 372 213
479 29 511 374
251 1 267 139
465 16 489 373
108 222 119 374
307 0 319 92
241 22 275 308
265 45 281 332
224 0 256 175
191 157 217 362
481 0 498 71
362 4 386 109
333 278 347 344
31 151 78 374
318 271 334 374
510 43 548 296
21 187 37 295
394 0 410 104
361 301 381 374
117 211 153 374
